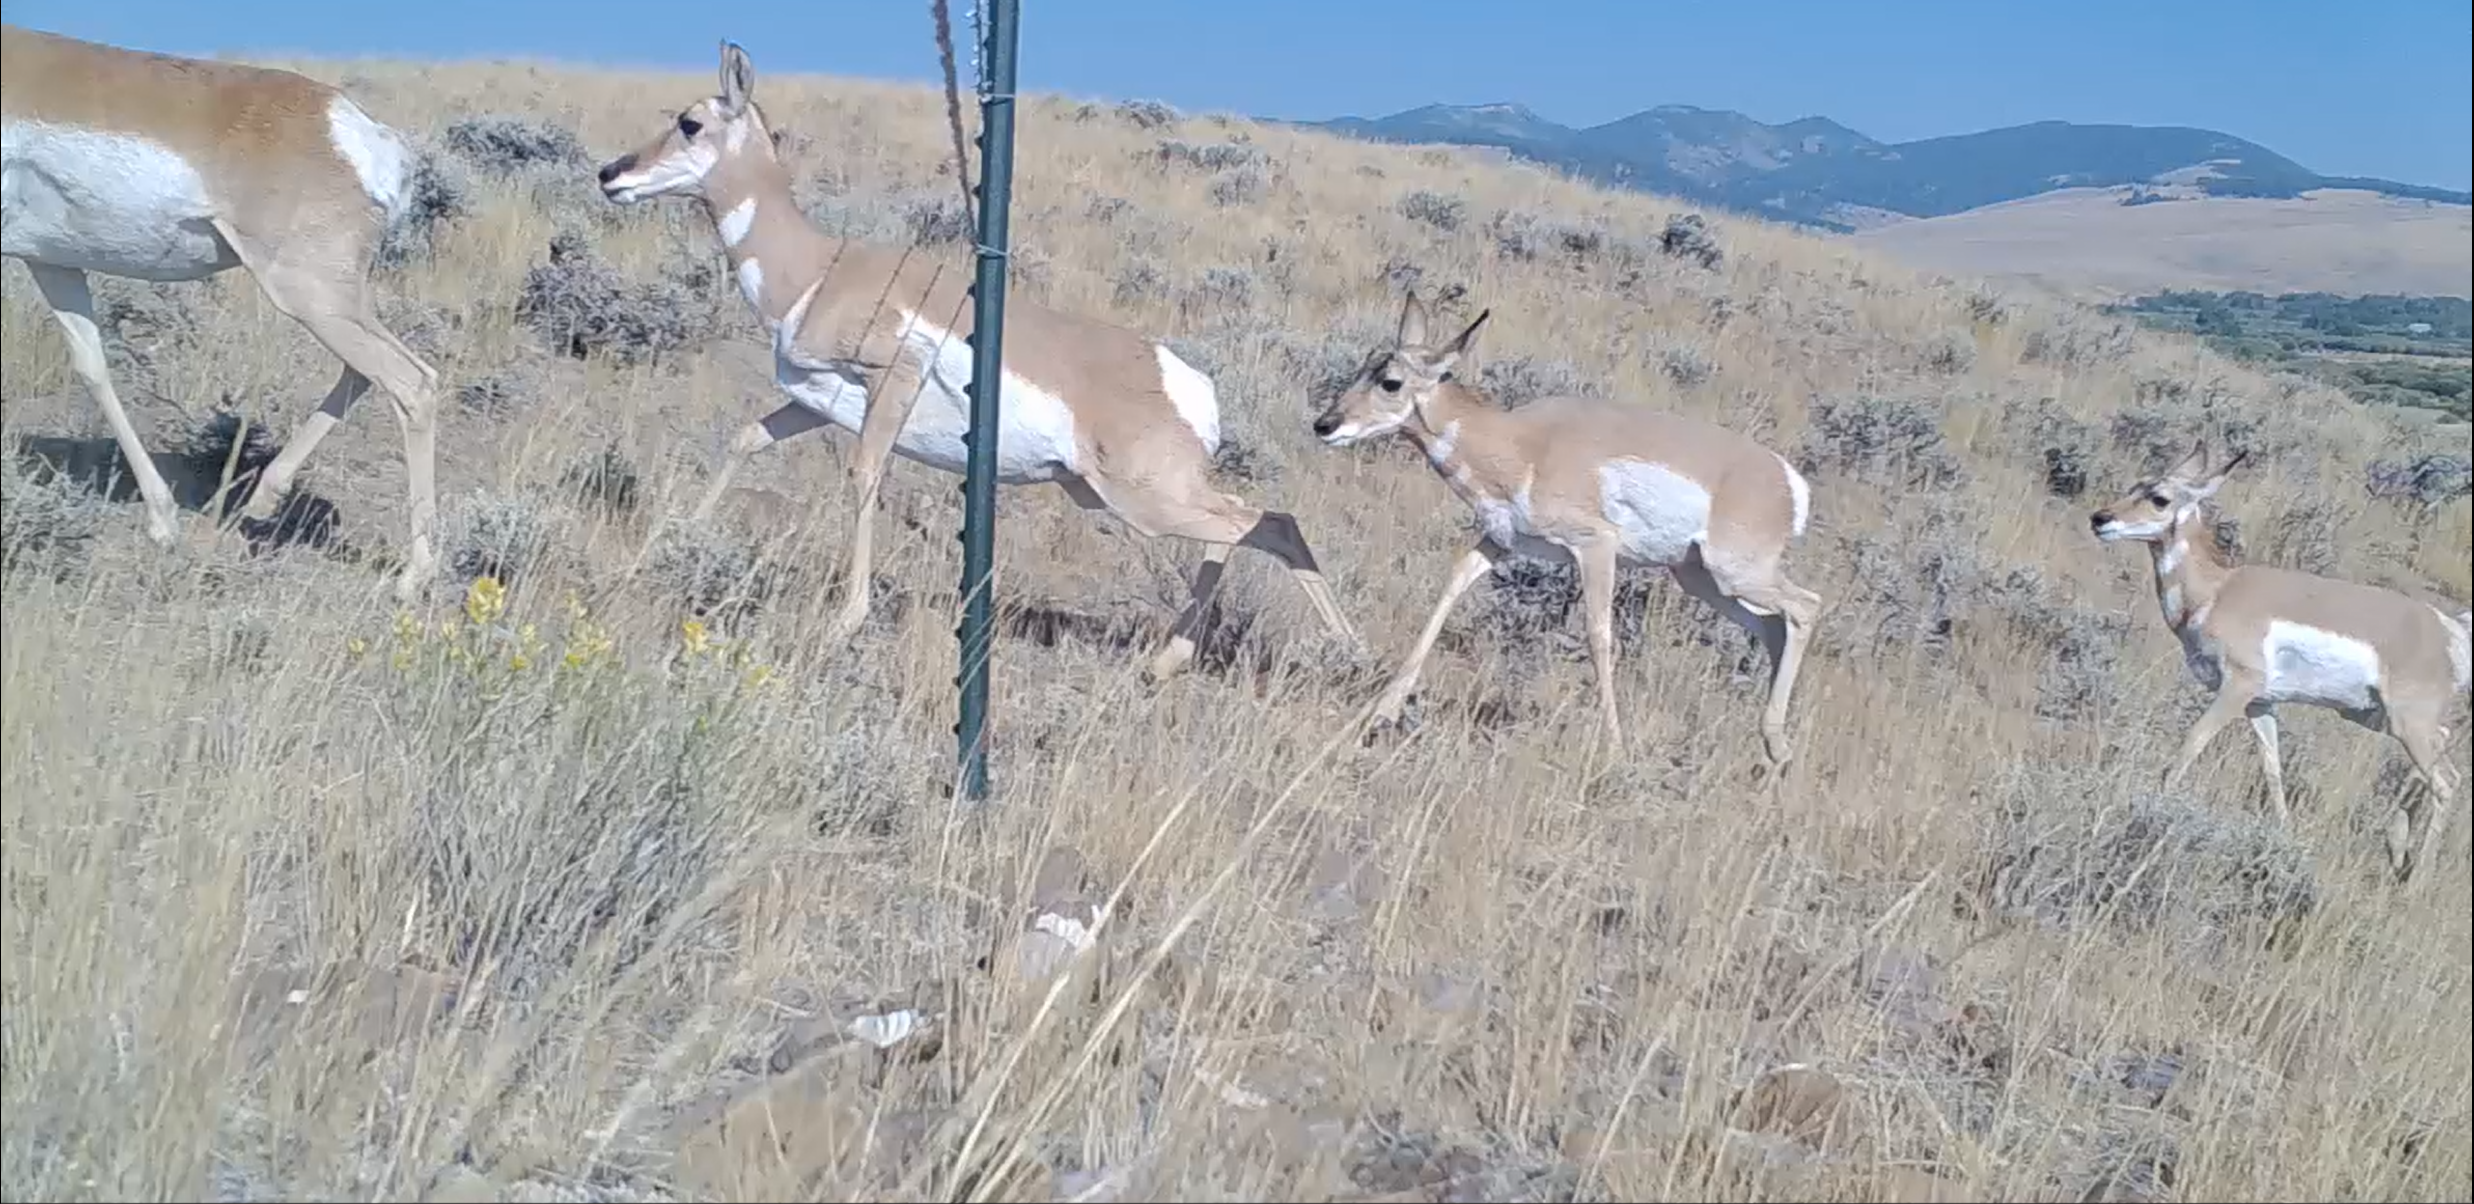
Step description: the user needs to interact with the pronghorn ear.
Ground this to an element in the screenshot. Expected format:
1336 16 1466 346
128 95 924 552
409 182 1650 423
2195 448 2250 499
2165 439 2211 484
1398 289 1431 348
718 41 756 117
1438 309 1490 361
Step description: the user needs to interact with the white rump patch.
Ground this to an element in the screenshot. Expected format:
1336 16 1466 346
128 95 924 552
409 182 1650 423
1773 453 1811 538
1153 344 1222 455
326 96 411 226
1598 459 1712 566
0 119 236 280
735 258 765 314
2433 604 2471 694
716 196 756 247
847 1009 925 1049
2260 619 2382 712
1032 909 1098 953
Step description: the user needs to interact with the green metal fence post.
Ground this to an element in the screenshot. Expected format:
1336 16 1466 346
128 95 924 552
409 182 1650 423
954 0 1020 804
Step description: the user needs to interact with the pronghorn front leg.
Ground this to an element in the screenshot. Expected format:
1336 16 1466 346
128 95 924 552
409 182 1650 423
1572 538 1627 754
2161 674 2261 794
24 263 182 548
691 403 833 524
1370 538 1503 730
825 356 934 646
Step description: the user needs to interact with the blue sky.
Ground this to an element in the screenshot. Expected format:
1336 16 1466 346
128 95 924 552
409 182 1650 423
10 0 2469 190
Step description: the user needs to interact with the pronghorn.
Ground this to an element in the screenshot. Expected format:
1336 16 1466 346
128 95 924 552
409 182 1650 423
1 24 440 599
2091 440 2470 889
594 41 1358 677
1311 289 1823 765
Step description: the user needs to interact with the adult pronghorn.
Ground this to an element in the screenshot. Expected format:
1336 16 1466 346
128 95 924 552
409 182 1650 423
594 41 1358 677
1311 289 1823 766
2090 441 2470 890
1 24 440 599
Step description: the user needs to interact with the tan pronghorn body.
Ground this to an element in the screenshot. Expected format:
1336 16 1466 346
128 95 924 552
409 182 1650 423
2092 442 2470 889
595 42 1357 675
1312 290 1823 765
0 24 440 598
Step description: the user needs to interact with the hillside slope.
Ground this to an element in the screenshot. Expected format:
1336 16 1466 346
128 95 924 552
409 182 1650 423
1852 185 2474 301
2 55 2468 1204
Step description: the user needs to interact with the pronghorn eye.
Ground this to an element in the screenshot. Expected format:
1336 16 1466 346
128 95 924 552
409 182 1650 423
2146 492 2171 508
677 115 704 138
1380 379 1403 394
1438 371 1455 383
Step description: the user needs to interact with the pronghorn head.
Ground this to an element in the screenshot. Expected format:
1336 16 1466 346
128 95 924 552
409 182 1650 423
596 40 781 204
2091 440 2247 543
1313 290 1490 447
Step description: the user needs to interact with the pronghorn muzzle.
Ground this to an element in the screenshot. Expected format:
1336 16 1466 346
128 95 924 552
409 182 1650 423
596 154 637 191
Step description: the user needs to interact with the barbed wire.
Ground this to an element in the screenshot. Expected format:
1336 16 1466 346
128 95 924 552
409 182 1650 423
931 0 977 230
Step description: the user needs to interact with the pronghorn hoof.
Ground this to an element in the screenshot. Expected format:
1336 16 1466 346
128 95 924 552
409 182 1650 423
240 488 287 523
1365 698 1421 743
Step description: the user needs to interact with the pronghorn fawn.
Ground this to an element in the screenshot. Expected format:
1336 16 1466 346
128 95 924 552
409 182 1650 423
1 24 441 599
2091 441 2471 890
1311 289 1823 766
595 41 1359 678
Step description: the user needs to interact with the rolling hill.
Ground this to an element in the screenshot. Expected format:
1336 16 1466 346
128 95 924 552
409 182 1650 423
1292 103 2472 234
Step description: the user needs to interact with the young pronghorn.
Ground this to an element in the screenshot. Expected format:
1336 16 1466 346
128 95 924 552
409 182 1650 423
1311 290 1823 765
1 24 440 599
596 42 1358 677
2091 441 2470 889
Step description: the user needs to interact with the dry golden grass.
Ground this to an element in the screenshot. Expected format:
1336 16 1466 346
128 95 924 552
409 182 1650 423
1847 186 2474 306
3 54 2471 1203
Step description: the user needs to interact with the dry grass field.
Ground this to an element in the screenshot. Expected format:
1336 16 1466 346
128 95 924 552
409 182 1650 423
4 51 2472 1203
1847 186 2474 305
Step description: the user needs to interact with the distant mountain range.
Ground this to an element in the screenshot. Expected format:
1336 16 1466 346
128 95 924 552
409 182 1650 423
1286 103 2473 232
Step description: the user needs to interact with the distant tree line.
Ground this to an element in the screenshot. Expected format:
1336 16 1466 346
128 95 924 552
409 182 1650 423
2109 289 2471 421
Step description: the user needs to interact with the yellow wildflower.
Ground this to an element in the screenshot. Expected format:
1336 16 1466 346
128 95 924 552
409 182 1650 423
392 609 421 644
347 636 369 659
508 653 531 672
680 618 711 657
563 617 614 669
464 576 508 626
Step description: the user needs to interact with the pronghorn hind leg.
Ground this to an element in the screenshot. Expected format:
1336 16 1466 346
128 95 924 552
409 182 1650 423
22 262 183 548
1148 544 1236 682
1071 475 1358 682
692 403 833 524
1689 549 1823 768
2244 701 2289 824
210 222 441 600
1055 473 1234 682
1230 506 1360 650
2387 712 2458 892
